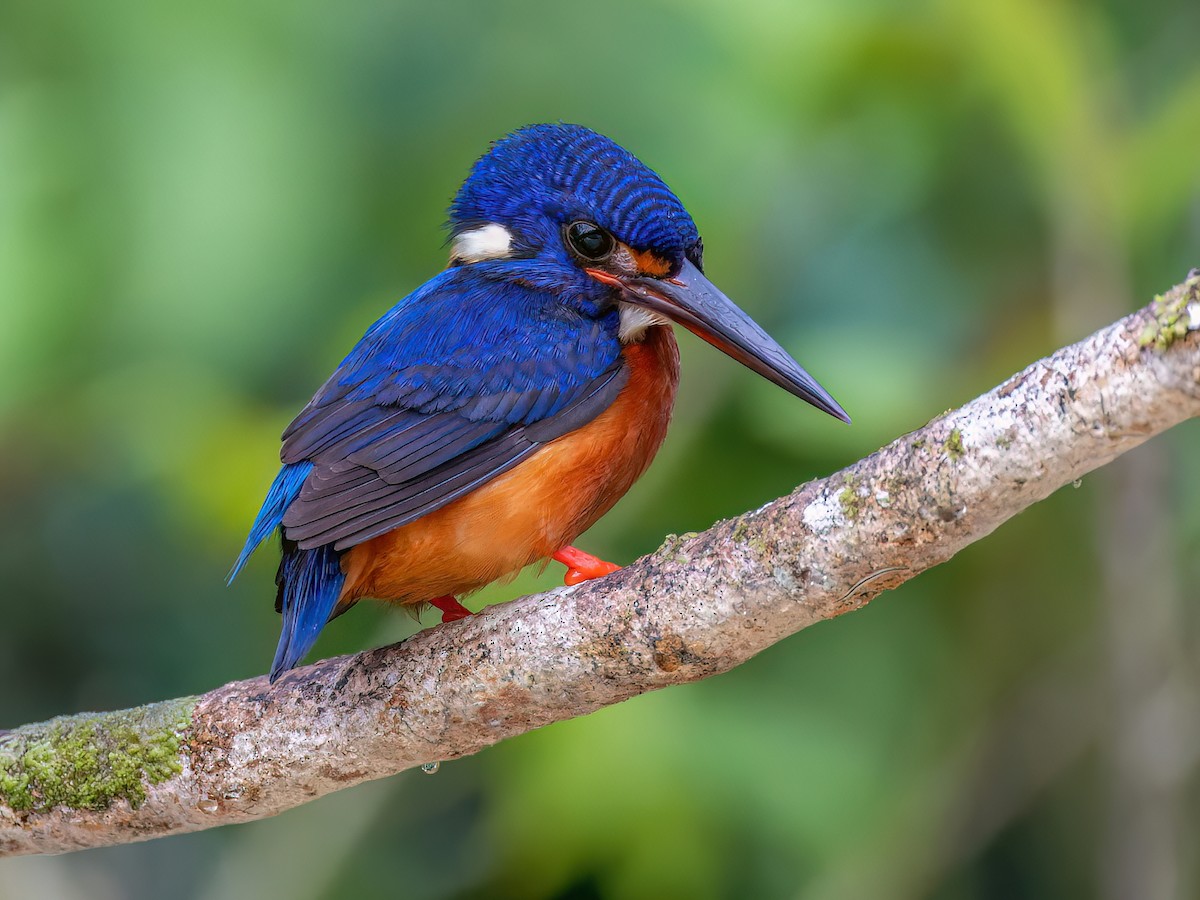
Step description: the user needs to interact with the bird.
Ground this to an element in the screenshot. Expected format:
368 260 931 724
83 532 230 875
230 123 849 682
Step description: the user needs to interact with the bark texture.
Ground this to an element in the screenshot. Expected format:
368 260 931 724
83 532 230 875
3 277 1199 857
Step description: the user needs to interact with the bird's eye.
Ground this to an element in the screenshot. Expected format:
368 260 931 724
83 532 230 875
565 221 614 261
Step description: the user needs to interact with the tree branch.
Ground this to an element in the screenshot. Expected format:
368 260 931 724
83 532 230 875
3 278 1198 857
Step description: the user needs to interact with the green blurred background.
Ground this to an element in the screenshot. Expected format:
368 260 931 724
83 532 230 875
2 0 1198 897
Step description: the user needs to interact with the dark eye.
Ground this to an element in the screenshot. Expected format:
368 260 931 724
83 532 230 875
565 221 614 261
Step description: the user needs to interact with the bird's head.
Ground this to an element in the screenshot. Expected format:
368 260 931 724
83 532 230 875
447 124 849 423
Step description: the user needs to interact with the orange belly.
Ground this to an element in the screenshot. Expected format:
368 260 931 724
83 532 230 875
338 325 681 608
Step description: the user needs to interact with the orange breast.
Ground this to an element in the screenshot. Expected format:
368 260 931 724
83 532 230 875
338 325 681 608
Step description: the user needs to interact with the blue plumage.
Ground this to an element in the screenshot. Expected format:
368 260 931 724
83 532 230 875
270 540 345 680
310 267 624 424
450 124 702 260
275 266 628 551
231 461 338 681
229 461 312 581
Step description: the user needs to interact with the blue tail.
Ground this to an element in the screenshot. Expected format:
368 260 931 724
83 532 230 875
270 539 345 682
229 462 344 680
228 462 313 583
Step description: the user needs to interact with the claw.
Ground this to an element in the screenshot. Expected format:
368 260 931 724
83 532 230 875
552 546 621 586
429 595 472 622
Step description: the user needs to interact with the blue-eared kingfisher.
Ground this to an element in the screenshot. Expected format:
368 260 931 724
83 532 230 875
231 124 850 682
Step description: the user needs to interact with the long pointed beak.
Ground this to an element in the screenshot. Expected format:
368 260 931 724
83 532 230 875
597 258 850 423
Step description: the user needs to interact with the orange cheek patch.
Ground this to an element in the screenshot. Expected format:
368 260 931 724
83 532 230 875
625 246 674 277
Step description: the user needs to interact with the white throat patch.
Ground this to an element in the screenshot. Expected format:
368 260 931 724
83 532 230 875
618 302 668 343
450 223 513 263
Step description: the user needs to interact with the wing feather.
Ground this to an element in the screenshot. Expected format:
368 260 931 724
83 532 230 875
282 363 626 549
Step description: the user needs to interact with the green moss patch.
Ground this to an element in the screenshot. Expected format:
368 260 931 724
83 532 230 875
838 475 862 520
0 697 195 812
944 428 965 459
1138 280 1200 351
659 531 700 563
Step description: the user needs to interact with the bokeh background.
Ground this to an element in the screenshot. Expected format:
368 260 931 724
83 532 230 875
2 0 1199 897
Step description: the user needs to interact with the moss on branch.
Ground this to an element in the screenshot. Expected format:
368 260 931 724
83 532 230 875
0 698 195 812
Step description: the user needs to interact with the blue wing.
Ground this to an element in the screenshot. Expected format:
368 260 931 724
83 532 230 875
234 266 625 566
279 268 625 549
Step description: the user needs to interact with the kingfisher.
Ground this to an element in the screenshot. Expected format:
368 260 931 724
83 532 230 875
231 124 849 682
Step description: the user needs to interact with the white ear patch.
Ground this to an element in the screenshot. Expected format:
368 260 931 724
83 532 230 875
618 302 668 343
451 223 513 263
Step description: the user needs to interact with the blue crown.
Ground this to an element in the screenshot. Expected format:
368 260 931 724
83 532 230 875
449 123 702 259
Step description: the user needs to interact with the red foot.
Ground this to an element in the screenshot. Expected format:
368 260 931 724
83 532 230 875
552 546 621 586
429 595 472 623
